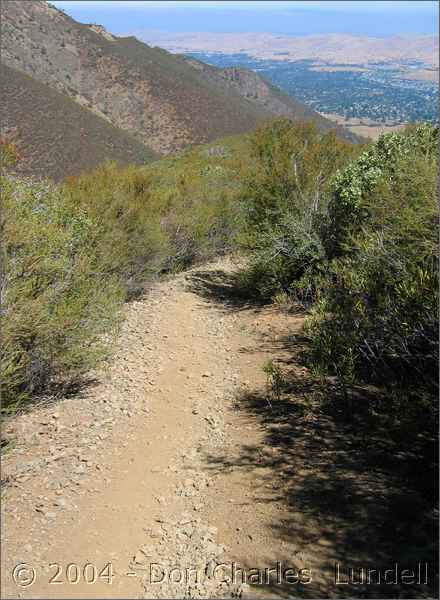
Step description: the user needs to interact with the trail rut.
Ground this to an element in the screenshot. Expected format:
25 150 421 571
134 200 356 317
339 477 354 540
2 258 291 599
2 258 427 599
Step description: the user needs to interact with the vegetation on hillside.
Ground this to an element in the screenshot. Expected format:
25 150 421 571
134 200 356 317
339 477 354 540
1 135 247 408
0 64 157 181
1 174 123 409
238 120 438 500
2 121 438 498
306 124 438 494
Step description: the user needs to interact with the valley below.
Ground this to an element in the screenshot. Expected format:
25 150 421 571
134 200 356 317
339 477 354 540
1 3 438 599
317 113 407 140
134 30 438 127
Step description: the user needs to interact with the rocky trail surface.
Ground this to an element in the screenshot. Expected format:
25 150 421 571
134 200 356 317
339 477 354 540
1 259 406 599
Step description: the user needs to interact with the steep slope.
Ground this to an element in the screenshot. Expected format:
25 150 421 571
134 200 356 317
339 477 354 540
1 1 271 155
184 59 360 143
0 64 157 181
1 0 357 157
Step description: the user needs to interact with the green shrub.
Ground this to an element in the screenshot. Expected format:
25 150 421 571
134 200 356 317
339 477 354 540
306 124 438 413
238 212 326 300
1 176 123 410
140 138 247 270
154 177 241 271
242 119 357 229
0 137 21 168
321 123 438 259
64 162 169 295
238 119 357 299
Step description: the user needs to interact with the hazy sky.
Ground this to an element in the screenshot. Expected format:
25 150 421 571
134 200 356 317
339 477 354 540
51 1 439 36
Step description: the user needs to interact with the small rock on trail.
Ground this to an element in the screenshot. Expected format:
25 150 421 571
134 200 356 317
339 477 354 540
0 258 314 600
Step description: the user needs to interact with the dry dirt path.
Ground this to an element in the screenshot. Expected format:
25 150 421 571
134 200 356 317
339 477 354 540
1 258 406 599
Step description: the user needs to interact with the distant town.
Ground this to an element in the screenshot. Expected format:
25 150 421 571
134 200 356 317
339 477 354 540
186 53 438 125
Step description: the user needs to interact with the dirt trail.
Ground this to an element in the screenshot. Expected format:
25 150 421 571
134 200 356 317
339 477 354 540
1 258 421 599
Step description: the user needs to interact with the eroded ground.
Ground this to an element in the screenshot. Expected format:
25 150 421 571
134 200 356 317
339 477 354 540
1 259 436 599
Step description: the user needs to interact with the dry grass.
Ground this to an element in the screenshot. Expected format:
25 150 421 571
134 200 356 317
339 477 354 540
0 64 158 181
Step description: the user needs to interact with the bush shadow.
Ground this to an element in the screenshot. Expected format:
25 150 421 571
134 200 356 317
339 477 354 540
185 268 266 312
207 382 437 597
188 267 437 598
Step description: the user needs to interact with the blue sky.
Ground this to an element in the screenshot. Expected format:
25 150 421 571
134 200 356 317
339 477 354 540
51 1 439 36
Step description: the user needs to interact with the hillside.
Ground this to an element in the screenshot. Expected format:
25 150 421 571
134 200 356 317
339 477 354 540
0 64 157 181
1 0 269 155
135 30 439 66
186 61 360 143
2 121 437 599
1 0 357 156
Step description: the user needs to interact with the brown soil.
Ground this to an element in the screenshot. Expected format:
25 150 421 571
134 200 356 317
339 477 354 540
1 259 435 599
0 64 157 182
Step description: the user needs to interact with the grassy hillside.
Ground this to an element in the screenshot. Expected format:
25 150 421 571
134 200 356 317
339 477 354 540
2 1 358 155
1 1 269 154
184 60 360 143
0 64 157 181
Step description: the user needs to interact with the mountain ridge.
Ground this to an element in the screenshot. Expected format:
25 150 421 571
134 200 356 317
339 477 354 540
132 30 439 66
2 0 358 164
2 1 270 155
0 63 158 181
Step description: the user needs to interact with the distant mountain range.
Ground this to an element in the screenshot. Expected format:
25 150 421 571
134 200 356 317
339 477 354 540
1 0 358 180
131 31 439 67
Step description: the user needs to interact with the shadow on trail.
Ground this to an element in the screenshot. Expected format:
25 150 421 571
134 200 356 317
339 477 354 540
188 266 438 599
213 388 436 598
185 268 266 312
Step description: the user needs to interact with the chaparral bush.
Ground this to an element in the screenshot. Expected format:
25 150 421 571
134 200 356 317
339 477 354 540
1 176 123 409
1 133 247 410
238 118 358 299
306 124 438 415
